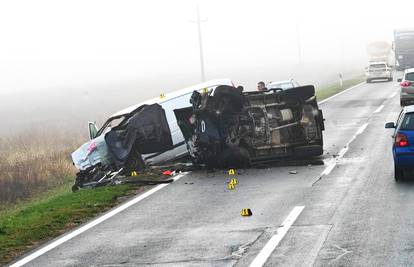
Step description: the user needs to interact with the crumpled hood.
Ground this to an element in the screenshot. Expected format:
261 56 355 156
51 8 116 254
71 133 114 171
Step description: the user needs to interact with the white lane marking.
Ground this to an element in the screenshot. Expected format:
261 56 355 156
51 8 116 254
374 104 385 114
249 206 305 267
319 82 365 105
389 91 397 98
9 173 187 267
319 122 369 177
321 162 336 176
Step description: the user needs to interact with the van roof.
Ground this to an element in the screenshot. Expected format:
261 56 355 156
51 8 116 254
109 78 234 118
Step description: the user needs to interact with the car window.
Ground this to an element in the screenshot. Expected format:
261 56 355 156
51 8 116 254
269 83 293 90
369 64 386 69
405 72 414 81
396 109 405 126
400 113 414 130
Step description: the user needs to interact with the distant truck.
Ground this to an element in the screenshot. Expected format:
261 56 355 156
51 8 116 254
366 41 394 66
365 42 394 82
394 29 414 70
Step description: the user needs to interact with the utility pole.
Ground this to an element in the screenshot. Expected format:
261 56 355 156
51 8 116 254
190 4 207 82
296 21 302 65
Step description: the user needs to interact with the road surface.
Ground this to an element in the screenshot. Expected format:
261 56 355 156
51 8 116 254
13 78 410 267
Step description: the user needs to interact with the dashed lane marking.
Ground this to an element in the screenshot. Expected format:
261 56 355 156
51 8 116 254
249 206 305 267
389 91 397 98
374 104 385 114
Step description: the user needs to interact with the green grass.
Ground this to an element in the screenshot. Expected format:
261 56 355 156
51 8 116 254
0 182 138 264
316 76 365 101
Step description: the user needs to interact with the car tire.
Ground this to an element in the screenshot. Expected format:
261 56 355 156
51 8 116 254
395 165 404 181
366 79 371 83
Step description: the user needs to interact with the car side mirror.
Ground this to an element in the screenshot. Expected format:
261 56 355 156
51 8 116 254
88 122 99 140
398 78 402 82
385 122 396 129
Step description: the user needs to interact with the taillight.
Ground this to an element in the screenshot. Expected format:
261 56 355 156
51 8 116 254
400 81 411 87
395 132 409 147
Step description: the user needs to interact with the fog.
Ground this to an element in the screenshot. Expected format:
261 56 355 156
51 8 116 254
1 0 413 135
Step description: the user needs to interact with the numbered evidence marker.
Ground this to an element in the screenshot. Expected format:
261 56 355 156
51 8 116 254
228 169 236 175
159 93 166 99
241 208 253 216
131 171 138 177
230 178 238 185
227 182 235 190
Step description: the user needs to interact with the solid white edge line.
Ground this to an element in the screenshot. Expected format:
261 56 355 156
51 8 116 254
9 173 187 267
374 104 385 113
355 122 369 136
249 206 305 267
318 82 366 105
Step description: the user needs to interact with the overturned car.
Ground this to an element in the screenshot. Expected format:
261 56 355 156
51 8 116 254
70 82 324 189
174 85 325 167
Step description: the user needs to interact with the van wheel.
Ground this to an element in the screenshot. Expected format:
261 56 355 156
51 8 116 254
395 165 404 181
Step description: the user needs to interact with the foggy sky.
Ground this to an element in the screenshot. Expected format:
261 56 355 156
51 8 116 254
0 0 413 93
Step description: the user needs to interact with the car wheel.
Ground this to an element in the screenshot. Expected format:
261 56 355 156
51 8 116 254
395 165 404 181
366 79 371 83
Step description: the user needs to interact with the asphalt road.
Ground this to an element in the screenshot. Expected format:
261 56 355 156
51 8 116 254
14 77 409 267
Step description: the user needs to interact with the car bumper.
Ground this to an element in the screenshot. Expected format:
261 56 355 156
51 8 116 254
394 148 414 168
400 94 414 102
366 73 392 79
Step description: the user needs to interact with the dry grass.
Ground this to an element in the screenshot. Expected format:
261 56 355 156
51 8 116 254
0 130 84 204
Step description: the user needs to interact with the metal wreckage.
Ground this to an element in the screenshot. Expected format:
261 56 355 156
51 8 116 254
71 84 324 190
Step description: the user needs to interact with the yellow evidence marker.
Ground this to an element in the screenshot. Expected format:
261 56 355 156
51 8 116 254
227 182 235 190
228 169 236 175
202 87 209 94
241 208 253 216
131 171 138 177
159 93 166 99
230 178 238 185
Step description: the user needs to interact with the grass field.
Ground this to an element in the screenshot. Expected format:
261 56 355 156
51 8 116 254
0 184 141 264
316 76 365 101
0 75 366 265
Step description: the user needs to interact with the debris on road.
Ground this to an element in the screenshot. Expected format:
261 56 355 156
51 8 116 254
289 170 298 174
